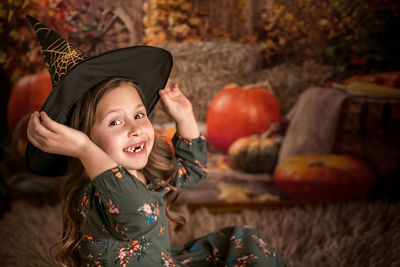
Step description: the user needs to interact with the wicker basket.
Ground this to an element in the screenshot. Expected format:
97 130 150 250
333 95 400 196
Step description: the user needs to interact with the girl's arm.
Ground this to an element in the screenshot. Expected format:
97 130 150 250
172 134 207 190
159 81 207 190
158 80 199 139
27 111 117 179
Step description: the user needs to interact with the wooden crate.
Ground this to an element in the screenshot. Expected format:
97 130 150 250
333 96 400 196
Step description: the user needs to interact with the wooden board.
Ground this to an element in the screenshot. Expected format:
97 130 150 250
177 150 305 211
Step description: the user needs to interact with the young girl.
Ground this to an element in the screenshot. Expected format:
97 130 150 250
26 16 287 267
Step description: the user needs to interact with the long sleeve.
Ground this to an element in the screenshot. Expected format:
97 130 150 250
79 167 174 266
172 133 208 190
89 167 164 241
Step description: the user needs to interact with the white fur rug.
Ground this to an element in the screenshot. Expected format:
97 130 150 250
0 200 399 267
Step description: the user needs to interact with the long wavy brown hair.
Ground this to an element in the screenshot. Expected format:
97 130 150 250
52 77 184 266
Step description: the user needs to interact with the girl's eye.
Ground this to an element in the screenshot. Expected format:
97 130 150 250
135 113 145 119
109 120 122 126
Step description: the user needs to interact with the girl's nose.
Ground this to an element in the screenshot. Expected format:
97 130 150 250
127 121 142 137
130 128 142 137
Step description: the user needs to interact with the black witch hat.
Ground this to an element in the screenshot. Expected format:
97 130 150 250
25 15 173 176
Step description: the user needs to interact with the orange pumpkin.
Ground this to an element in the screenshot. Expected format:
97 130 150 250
206 84 281 153
273 154 375 200
344 71 400 88
7 71 52 133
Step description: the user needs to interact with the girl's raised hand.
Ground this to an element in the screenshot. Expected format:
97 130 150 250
28 111 120 179
159 80 199 139
158 80 193 123
27 111 90 159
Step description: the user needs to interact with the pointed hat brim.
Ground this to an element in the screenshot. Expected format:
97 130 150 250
25 17 172 177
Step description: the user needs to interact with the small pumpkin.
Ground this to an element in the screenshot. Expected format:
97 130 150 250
228 124 281 173
7 71 52 155
206 83 281 153
273 154 375 200
7 71 52 133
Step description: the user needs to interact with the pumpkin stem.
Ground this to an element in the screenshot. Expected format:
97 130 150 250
260 123 280 139
243 83 262 89
308 161 326 167
243 82 274 94
332 83 347 90
223 83 239 90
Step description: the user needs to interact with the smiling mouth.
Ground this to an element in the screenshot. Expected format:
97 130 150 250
123 143 145 153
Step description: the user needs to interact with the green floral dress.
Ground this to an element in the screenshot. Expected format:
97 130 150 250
78 134 287 267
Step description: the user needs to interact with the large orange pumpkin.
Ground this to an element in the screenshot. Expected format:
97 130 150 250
206 85 281 153
7 71 52 136
273 154 376 200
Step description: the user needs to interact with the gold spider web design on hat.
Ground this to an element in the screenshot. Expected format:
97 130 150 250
41 36 88 86
29 16 89 87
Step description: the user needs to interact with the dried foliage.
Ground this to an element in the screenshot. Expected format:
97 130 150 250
143 0 203 44
0 0 72 83
142 0 400 72
256 0 400 71
1 0 138 83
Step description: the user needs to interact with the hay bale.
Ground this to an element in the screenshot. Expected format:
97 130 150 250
150 41 333 123
151 41 263 123
257 62 333 115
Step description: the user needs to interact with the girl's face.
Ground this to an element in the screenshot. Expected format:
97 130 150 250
90 83 154 177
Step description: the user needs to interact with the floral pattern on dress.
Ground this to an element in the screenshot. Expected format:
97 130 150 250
205 248 224 265
194 160 208 174
114 222 128 239
251 234 278 263
161 252 176 267
149 179 170 192
83 233 95 244
228 254 258 267
94 192 102 206
177 157 207 185
179 257 193 265
172 250 194 266
176 159 192 186
107 198 119 214
87 252 106 266
176 135 193 146
230 235 245 249
177 161 188 177
138 201 160 225
111 167 123 178
117 236 152 265
79 191 90 218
